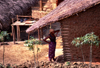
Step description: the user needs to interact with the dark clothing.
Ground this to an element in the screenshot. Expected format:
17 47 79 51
48 34 56 61
49 42 56 61
49 34 56 43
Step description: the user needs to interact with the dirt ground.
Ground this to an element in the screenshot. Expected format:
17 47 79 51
0 37 63 66
0 36 100 67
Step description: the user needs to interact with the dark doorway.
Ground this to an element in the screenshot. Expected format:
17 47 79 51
56 0 64 6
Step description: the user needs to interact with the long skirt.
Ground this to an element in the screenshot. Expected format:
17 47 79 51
49 42 56 61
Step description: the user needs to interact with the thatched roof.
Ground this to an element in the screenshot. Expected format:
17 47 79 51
26 0 100 33
0 0 38 30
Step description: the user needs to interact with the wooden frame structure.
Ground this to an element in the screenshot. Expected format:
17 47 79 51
11 15 34 43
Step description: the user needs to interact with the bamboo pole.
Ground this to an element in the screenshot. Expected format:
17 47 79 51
38 28 41 41
89 44 92 68
40 0 42 11
28 34 30 40
3 42 5 66
18 26 20 41
12 18 15 44
40 28 43 39
17 25 20 41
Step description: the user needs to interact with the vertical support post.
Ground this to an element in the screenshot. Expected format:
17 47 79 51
40 0 42 11
17 25 20 41
38 28 41 41
28 34 30 40
12 18 15 44
40 28 43 39
12 26 15 44
28 26 31 40
40 11 41 18
50 23 51 28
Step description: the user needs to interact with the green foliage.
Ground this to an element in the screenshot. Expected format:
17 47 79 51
66 61 70 66
82 32 100 46
1 31 8 36
0 64 4 68
0 31 8 42
71 37 84 47
24 37 41 51
0 35 4 42
72 32 100 47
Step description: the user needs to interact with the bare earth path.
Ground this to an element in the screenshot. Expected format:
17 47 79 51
0 37 63 66
0 37 100 67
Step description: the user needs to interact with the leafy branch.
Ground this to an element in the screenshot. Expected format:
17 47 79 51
24 36 41 67
72 32 100 68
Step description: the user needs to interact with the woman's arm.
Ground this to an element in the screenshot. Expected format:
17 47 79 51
54 30 60 36
43 36 50 44
54 30 60 33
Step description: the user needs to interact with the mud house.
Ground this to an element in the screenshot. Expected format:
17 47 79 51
32 0 64 19
26 0 100 62
10 0 63 42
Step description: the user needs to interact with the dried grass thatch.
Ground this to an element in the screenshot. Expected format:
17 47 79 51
26 0 100 33
0 0 38 30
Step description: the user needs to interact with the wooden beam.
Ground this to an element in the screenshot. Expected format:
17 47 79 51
38 28 41 41
28 34 30 40
50 23 51 28
18 15 32 18
17 25 20 41
40 0 42 11
12 26 16 44
12 18 15 44
40 28 43 39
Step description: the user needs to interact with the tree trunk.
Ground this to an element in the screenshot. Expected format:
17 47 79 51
89 44 92 68
81 46 85 64
37 45 39 67
33 45 36 68
3 42 5 65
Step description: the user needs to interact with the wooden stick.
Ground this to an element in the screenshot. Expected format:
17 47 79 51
12 26 15 44
38 28 41 41
3 42 5 65
18 15 32 18
17 25 19 41
19 26 20 41
12 18 15 44
40 0 43 11
50 23 51 28
40 28 43 39
17 25 20 41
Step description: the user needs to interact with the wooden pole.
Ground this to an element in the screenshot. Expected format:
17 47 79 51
19 26 20 41
17 25 20 41
40 28 43 39
40 0 42 11
50 23 51 28
12 26 15 44
28 26 31 40
3 42 5 65
28 34 30 40
12 18 15 44
28 33 30 40
38 28 41 41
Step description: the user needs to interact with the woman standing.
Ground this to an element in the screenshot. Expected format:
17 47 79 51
43 29 60 62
